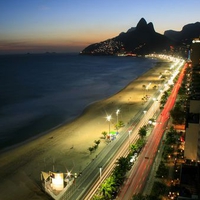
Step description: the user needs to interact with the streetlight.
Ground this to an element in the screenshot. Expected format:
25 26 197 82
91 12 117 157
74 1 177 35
99 166 102 180
116 109 120 126
106 115 111 140
128 130 131 146
143 110 147 123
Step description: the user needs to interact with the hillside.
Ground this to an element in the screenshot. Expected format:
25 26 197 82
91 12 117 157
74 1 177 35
80 18 174 55
164 22 200 45
80 18 200 56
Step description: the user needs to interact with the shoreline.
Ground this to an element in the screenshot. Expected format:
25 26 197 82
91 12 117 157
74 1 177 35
0 61 150 155
0 58 172 200
0 56 154 154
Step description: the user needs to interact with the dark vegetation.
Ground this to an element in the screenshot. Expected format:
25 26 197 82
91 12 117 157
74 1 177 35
81 18 200 56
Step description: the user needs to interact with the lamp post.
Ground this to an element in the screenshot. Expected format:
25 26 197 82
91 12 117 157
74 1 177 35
116 109 120 127
128 130 131 146
143 110 147 124
99 166 102 180
106 115 111 140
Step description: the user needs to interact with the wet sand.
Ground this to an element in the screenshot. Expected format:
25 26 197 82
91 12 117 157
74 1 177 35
0 58 171 200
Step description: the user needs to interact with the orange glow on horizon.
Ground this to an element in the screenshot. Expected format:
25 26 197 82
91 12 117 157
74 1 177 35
0 30 118 54
0 38 93 54
0 24 120 54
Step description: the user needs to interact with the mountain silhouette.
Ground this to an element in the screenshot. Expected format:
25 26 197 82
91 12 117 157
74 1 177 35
80 18 200 56
81 18 173 55
114 18 172 54
164 22 200 45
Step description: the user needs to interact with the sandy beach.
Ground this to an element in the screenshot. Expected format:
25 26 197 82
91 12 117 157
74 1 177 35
0 58 171 200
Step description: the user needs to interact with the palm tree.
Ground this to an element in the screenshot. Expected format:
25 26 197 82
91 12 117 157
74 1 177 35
93 144 98 150
92 194 104 200
101 131 107 139
112 157 131 188
116 157 130 171
118 120 124 127
138 126 147 138
100 176 116 199
130 144 138 153
88 147 94 154
94 140 101 146
112 166 126 186
136 138 146 151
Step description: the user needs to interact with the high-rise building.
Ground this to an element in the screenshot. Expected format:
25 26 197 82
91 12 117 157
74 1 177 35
184 100 200 161
184 47 200 161
190 38 200 66
179 38 200 199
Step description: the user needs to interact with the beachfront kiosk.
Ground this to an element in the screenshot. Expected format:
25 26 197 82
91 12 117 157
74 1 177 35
41 171 77 199
109 131 119 140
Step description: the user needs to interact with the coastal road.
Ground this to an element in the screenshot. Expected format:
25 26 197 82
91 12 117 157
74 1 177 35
60 85 165 200
60 59 186 200
61 105 147 199
117 62 187 199
60 89 158 200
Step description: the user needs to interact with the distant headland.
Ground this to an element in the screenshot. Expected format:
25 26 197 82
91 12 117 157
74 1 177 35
80 18 200 57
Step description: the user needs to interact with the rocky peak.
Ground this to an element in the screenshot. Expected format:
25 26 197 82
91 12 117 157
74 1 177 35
136 18 155 33
147 22 155 32
136 18 147 29
81 18 175 55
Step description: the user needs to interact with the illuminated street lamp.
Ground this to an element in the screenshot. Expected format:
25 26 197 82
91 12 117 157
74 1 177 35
146 82 151 94
99 166 102 179
128 130 131 146
116 109 120 125
106 115 111 139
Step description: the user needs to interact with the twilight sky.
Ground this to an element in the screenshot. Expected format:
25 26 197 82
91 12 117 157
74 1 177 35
0 0 199 54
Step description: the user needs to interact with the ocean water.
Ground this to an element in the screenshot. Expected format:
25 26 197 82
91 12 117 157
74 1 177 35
0 53 156 151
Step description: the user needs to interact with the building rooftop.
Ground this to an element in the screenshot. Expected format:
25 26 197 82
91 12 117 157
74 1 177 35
179 164 200 199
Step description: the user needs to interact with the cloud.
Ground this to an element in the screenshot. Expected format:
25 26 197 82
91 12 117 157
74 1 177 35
0 41 35 53
0 40 84 54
